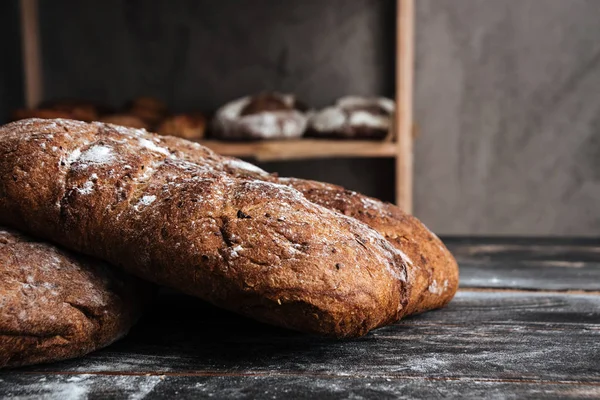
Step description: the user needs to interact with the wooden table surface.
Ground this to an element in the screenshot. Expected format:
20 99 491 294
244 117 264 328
1 237 599 399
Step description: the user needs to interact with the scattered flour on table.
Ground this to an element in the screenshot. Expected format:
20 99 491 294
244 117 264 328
8 374 162 400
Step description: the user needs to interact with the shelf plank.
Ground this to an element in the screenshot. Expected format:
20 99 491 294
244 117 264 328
196 140 398 161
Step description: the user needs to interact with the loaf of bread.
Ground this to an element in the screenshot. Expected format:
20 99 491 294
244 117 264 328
11 99 112 123
155 140 458 316
212 93 308 140
157 113 206 140
0 227 149 368
278 178 458 315
126 96 169 127
0 118 457 338
308 96 395 140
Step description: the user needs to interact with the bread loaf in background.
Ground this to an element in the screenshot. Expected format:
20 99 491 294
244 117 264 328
212 93 308 140
0 118 457 338
0 228 149 368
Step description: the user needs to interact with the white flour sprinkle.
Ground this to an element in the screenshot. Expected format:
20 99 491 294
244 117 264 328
428 279 442 295
77 180 94 195
79 145 115 165
230 244 244 257
310 107 346 131
224 159 267 175
396 248 413 266
134 195 157 211
138 138 171 156
140 195 156 206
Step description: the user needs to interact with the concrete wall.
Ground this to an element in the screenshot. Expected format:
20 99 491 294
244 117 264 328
415 0 600 236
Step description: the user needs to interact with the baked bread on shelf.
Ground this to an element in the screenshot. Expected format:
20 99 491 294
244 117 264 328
11 99 111 123
157 113 207 140
125 96 169 127
212 92 308 140
0 118 457 338
308 96 395 140
0 227 150 368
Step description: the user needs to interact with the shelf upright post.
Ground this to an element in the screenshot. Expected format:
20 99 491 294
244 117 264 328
395 0 415 213
20 0 43 109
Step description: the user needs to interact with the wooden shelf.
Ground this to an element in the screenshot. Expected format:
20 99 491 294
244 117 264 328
197 139 398 162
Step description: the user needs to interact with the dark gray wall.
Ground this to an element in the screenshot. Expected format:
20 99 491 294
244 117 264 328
2 0 599 236
0 1 24 123
414 0 600 236
38 0 395 111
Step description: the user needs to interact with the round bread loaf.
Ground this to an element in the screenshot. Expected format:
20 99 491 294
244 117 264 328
11 99 112 124
126 96 169 127
308 96 395 140
0 228 149 368
212 92 307 140
157 113 206 140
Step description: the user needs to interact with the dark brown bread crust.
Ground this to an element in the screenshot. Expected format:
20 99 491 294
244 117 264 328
0 228 149 368
155 139 458 317
277 179 459 315
157 113 207 140
0 119 456 337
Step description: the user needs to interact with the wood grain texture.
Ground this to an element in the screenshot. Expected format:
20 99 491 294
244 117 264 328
198 139 397 161
445 237 600 291
0 239 598 399
2 374 599 399
396 0 415 212
19 0 43 109
2 291 598 380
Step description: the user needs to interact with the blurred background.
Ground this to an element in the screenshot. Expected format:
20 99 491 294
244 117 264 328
1 0 598 237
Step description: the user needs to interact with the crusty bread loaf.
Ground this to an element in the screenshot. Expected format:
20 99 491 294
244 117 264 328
154 136 458 316
151 139 458 316
212 93 308 140
157 113 206 140
0 227 149 368
307 96 395 140
277 178 458 315
0 118 456 338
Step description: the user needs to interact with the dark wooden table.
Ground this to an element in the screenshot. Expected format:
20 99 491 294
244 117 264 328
1 237 599 399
